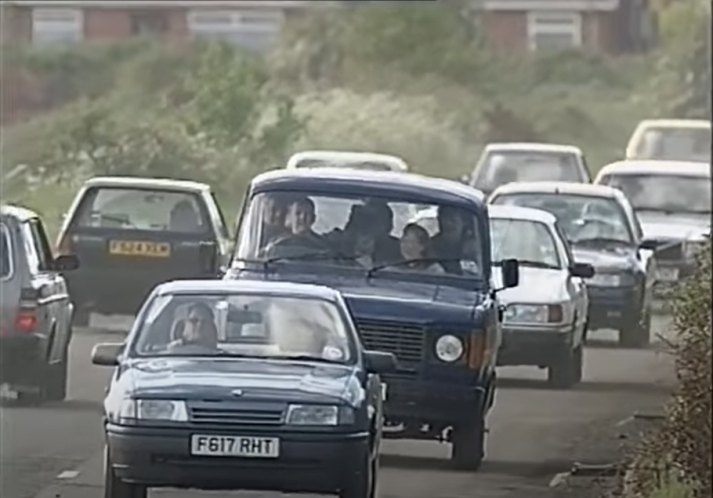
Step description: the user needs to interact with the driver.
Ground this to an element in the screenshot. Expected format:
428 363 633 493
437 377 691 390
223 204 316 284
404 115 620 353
264 197 330 258
431 205 474 274
168 302 220 353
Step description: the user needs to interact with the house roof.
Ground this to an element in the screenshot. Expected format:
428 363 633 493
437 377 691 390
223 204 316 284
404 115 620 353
479 0 619 11
6 1 314 8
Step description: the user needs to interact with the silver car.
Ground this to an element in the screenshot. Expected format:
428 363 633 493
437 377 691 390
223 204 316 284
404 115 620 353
0 205 79 402
595 160 710 299
286 150 409 172
489 205 593 388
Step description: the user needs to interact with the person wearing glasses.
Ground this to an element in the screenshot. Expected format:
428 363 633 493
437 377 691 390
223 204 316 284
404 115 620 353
167 302 221 354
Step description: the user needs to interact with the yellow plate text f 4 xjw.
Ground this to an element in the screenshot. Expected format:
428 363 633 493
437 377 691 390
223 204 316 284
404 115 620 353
108 240 171 258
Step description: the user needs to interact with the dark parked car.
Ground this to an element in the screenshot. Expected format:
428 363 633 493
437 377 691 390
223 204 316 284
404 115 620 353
489 182 657 348
0 205 79 402
92 279 396 498
224 168 520 470
56 176 231 326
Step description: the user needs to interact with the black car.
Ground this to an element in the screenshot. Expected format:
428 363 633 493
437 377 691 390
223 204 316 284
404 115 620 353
0 205 79 402
92 279 396 498
489 182 657 348
56 176 231 327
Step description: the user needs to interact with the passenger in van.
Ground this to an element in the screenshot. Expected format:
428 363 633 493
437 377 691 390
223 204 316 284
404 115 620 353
264 197 331 258
399 223 445 274
260 194 290 247
431 206 473 274
168 302 220 353
169 200 201 232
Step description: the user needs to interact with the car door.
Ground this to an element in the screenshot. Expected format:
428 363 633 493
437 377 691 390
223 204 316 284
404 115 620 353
21 217 71 365
554 222 588 334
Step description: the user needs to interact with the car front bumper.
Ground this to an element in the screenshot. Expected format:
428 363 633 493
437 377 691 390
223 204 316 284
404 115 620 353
381 375 486 425
0 334 46 387
106 424 369 493
587 285 640 331
497 324 573 367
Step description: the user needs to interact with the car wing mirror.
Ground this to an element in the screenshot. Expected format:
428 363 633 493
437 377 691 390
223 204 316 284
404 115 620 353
363 350 397 374
500 258 519 289
53 254 79 271
570 262 595 279
639 239 658 251
91 343 124 367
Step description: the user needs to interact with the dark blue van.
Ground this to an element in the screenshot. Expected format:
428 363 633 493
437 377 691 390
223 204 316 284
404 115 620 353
224 168 519 470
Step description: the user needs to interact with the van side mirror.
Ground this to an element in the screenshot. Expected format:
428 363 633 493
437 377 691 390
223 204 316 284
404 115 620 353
501 258 519 288
570 262 595 279
91 343 124 367
363 350 397 374
54 254 79 271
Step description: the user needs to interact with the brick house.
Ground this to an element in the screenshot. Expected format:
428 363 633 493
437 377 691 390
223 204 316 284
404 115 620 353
1 0 316 51
476 0 654 54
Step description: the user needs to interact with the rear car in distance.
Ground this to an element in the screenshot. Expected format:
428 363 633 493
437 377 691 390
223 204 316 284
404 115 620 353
1 205 79 402
467 143 592 197
489 182 657 348
489 205 593 388
93 279 396 498
594 160 711 299
625 119 711 163
56 177 231 326
286 150 409 172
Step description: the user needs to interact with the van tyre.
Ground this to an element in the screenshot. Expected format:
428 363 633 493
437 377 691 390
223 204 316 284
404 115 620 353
450 417 485 471
619 309 650 349
45 352 68 401
104 446 146 498
548 345 582 389
340 444 375 498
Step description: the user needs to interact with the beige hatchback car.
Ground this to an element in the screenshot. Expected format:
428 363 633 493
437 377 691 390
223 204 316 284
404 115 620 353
625 119 711 163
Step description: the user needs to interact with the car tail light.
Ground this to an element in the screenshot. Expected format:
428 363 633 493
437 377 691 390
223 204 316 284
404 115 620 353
467 333 486 369
15 311 37 332
547 305 563 323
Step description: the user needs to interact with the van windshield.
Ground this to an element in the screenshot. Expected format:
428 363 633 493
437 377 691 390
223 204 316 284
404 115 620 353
73 187 210 234
235 192 485 279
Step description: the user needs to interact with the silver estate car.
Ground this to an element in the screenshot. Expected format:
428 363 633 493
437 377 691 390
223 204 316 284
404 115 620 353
0 205 79 402
489 205 594 388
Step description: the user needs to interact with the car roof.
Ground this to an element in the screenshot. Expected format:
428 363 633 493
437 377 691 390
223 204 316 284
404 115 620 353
287 150 408 169
490 181 622 199
250 168 486 208
483 142 582 155
597 160 711 178
82 176 211 193
0 204 39 222
488 204 558 225
635 119 711 130
155 279 343 301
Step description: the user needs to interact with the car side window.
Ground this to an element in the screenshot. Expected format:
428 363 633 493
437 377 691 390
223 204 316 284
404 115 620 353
554 223 574 267
1 223 12 279
21 219 54 274
209 192 230 239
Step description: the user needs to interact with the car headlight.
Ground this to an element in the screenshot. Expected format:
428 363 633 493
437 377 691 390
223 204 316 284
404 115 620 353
286 404 345 426
588 273 634 287
435 334 464 362
115 399 189 422
504 304 565 324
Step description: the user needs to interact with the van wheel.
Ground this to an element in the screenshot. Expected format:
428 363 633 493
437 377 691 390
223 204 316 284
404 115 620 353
548 345 581 389
45 349 68 402
450 417 485 471
104 446 146 498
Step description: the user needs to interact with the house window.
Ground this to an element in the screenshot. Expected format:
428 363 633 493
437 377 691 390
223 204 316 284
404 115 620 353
527 11 582 51
31 8 83 47
131 12 167 37
187 10 284 52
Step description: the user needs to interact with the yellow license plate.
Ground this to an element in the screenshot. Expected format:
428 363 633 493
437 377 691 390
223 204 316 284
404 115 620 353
108 240 171 258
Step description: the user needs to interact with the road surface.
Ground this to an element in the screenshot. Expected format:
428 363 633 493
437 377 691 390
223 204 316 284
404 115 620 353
0 316 675 498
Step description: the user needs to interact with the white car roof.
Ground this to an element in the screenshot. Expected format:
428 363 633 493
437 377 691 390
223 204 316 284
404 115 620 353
482 142 582 155
285 150 408 171
82 176 210 193
633 119 711 130
597 160 711 179
489 181 622 200
488 204 557 225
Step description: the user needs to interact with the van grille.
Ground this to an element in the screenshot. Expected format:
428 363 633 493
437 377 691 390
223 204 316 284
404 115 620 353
355 319 425 364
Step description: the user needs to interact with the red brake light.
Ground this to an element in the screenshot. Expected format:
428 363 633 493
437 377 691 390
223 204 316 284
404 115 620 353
15 311 37 332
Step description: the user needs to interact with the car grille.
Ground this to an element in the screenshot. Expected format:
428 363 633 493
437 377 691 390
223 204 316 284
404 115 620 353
355 319 425 364
188 402 284 426
655 240 683 261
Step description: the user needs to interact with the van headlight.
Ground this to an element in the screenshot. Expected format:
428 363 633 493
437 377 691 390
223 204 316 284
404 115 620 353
435 334 464 362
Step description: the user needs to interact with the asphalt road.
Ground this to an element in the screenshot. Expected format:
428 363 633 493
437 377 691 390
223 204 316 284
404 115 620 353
1 316 676 498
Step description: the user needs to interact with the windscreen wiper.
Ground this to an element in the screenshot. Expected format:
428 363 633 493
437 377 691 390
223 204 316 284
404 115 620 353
366 258 464 278
273 354 344 364
494 259 558 270
265 251 360 265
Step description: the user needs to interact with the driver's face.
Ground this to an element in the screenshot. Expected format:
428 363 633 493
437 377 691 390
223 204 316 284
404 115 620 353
438 209 464 239
184 312 211 343
288 202 315 234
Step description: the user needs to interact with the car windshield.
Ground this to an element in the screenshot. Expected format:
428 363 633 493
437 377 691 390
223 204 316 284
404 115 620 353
599 173 711 215
473 151 583 192
490 218 561 269
73 187 210 233
295 158 395 171
133 293 353 362
493 193 633 246
1 223 11 279
634 127 711 162
235 191 485 279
